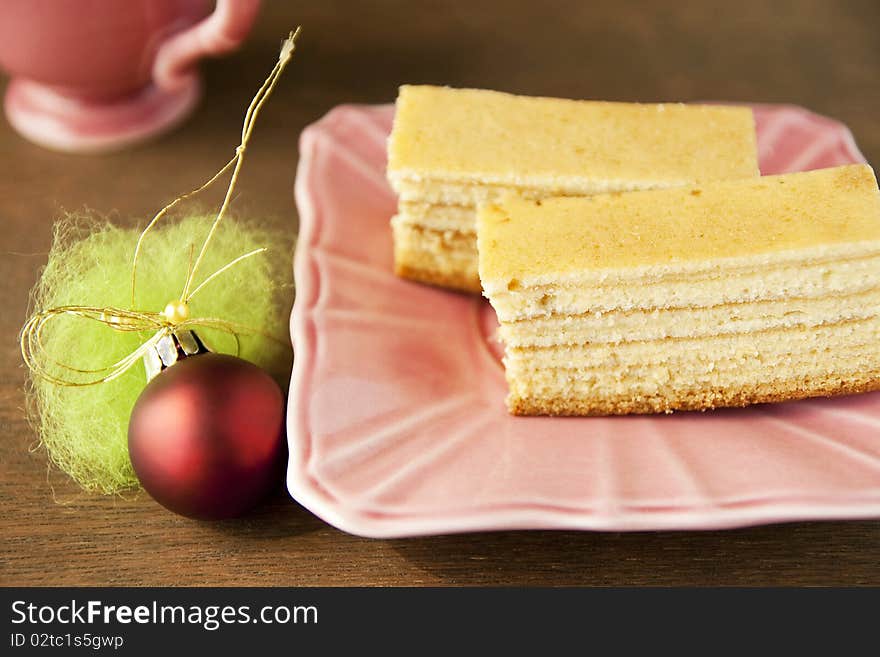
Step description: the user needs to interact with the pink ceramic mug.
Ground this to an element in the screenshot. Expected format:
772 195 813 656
0 0 261 152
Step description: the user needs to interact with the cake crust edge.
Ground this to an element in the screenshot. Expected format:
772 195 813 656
507 372 880 416
394 262 483 294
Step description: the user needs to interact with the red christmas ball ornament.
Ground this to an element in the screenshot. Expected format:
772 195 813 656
128 343 285 520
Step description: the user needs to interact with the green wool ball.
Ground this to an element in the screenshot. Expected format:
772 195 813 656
25 214 294 494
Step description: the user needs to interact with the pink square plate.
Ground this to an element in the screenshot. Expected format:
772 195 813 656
288 102 880 537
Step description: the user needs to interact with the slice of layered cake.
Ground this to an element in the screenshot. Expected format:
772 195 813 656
387 85 759 292
477 164 880 416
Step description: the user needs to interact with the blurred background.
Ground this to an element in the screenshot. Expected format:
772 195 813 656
2 0 878 238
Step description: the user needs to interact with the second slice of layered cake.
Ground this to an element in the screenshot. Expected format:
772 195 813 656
477 164 880 415
387 85 759 292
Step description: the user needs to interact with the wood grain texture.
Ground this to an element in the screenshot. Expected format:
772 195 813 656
2 0 879 586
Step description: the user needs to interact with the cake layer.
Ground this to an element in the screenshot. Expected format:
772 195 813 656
506 317 880 415
499 286 880 346
489 250 880 320
508 344 880 391
391 218 481 292
477 164 880 293
388 85 759 194
503 317 880 372
396 177 586 206
509 341 880 398
396 201 476 234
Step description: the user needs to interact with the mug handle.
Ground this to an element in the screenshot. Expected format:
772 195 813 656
153 0 262 91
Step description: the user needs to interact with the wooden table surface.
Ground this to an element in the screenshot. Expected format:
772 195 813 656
2 1 879 586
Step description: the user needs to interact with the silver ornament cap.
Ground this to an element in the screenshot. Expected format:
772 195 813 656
143 330 210 381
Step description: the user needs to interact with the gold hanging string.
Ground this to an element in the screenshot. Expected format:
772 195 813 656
129 154 238 308
185 247 267 301
133 25 301 308
181 26 300 303
21 28 301 388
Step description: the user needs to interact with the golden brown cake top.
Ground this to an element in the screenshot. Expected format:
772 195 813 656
387 85 759 192
477 164 880 285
